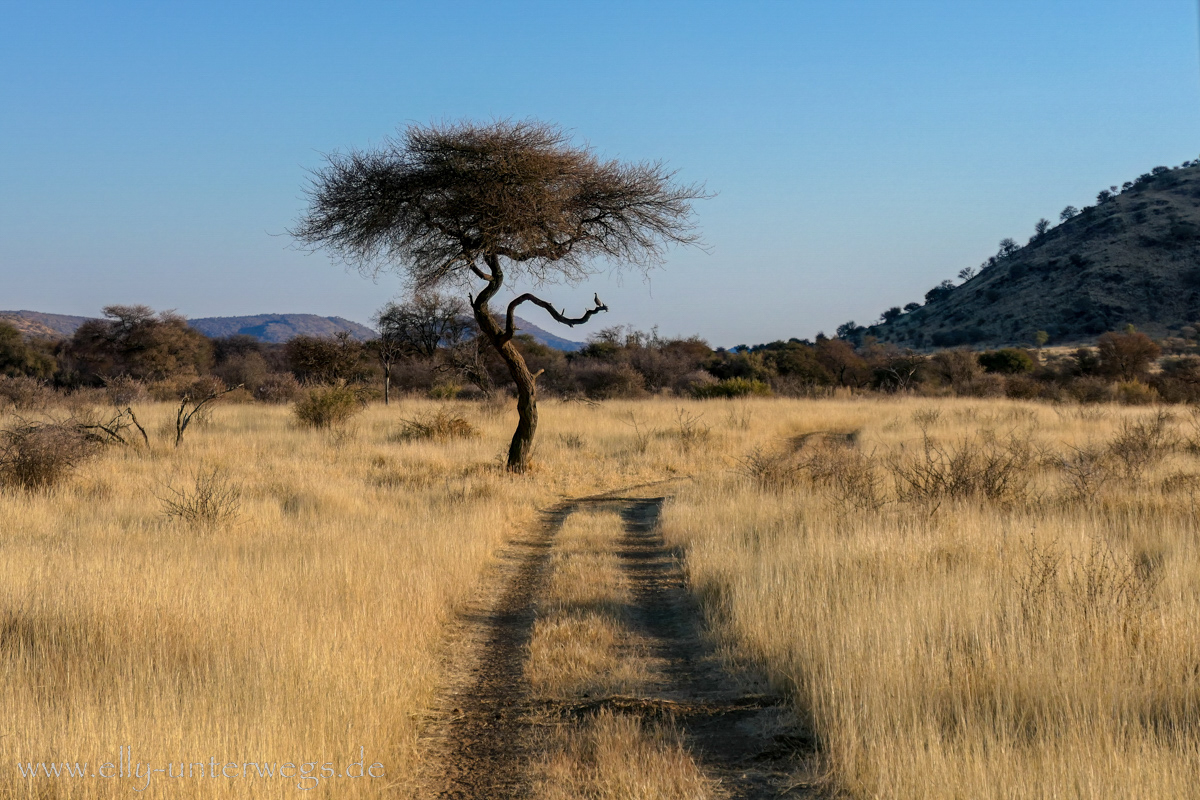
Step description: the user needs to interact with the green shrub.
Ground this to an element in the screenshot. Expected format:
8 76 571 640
691 377 772 399
978 348 1035 374
1115 380 1158 406
293 383 364 429
428 382 462 400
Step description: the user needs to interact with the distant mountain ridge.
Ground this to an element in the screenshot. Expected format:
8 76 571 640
871 159 1200 347
187 314 376 342
0 309 586 351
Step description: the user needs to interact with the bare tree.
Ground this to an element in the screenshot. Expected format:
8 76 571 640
373 293 469 404
293 119 704 472
371 310 405 406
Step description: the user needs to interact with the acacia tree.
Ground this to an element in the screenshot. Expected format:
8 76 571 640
293 120 703 472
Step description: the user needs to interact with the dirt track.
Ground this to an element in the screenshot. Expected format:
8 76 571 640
423 493 816 799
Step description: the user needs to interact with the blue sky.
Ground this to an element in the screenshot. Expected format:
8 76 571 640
2 1 1198 346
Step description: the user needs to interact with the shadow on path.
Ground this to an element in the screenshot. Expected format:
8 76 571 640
431 494 816 799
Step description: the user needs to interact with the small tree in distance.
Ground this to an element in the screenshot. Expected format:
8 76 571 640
373 293 470 405
1059 206 1079 222
293 119 705 472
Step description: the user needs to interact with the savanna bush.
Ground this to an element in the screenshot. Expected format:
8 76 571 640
159 467 242 527
573 361 647 399
396 408 479 441
293 383 364 429
0 375 54 411
978 348 1035 374
691 377 771 399
1115 380 1158 405
256 373 301 404
887 430 1035 504
0 420 97 490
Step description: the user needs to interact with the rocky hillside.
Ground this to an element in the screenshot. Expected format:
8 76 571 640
870 160 1200 347
0 310 92 338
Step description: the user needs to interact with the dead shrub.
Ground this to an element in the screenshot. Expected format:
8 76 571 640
1057 444 1112 499
911 408 942 427
293 383 364 429
1107 409 1174 480
102 376 147 406
1066 536 1161 626
557 433 587 450
1016 534 1160 634
723 404 753 430
396 408 479 441
0 376 54 412
256 372 302 404
620 412 654 455
887 429 1035 505
158 467 242 527
798 439 885 512
737 447 802 492
1160 471 1200 495
0 420 97 490
673 407 710 452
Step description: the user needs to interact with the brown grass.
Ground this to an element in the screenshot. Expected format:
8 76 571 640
3 395 1198 797
663 397 1200 798
526 510 653 698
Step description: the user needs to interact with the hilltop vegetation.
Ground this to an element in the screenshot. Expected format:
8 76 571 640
861 158 1200 347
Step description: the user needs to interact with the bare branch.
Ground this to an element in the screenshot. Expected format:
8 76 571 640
502 293 608 343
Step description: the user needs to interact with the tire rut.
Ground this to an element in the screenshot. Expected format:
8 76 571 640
427 494 816 799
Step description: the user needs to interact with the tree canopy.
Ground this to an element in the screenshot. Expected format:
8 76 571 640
293 119 705 471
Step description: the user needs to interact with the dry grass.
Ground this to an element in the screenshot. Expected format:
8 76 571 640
0 398 694 798
663 396 1200 798
526 508 717 799
4 393 1198 797
534 710 715 800
526 509 653 698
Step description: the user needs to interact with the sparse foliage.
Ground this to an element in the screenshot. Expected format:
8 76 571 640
158 467 242 527
293 118 705 472
0 420 97 490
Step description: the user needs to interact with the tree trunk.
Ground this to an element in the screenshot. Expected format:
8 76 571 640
383 362 391 406
504 352 538 473
472 300 537 473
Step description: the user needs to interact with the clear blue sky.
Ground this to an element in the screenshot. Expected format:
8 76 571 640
2 1 1198 346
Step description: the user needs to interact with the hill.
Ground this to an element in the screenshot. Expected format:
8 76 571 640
870 160 1200 348
187 314 376 342
190 313 583 349
0 309 585 351
0 310 93 338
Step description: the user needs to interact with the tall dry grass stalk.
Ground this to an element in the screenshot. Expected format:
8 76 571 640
663 397 1200 798
0 398 707 798
4 394 1196 797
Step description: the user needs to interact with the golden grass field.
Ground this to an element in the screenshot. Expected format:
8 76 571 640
2 395 1198 797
